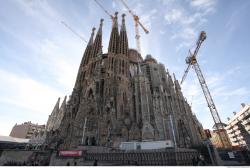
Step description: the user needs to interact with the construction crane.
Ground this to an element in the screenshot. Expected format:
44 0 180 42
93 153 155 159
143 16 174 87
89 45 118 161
180 31 227 148
61 21 87 43
120 0 149 54
94 0 115 24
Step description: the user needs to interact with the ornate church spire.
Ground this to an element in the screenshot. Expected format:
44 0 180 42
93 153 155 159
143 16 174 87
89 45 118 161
173 73 181 91
118 14 129 56
108 12 120 54
52 97 60 117
46 97 60 131
83 27 96 65
74 27 96 89
90 18 103 59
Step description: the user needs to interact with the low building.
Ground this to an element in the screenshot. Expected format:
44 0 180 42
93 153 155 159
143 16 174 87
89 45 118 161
225 103 250 150
210 125 232 149
9 121 45 139
0 135 29 150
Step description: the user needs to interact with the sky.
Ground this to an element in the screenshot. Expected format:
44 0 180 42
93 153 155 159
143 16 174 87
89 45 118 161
0 0 250 136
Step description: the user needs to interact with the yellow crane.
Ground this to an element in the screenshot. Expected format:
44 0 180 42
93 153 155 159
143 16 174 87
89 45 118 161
180 31 229 148
61 21 87 43
119 0 149 54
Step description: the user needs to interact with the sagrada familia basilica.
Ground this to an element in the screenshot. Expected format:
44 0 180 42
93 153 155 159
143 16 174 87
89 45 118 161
45 13 204 149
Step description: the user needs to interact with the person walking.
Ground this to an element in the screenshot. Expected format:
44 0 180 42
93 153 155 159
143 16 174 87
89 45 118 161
192 157 197 166
93 160 98 166
197 155 206 166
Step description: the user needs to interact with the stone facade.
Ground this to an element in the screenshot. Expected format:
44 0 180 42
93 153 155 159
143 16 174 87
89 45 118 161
9 122 45 139
45 13 203 149
225 103 250 149
46 96 67 132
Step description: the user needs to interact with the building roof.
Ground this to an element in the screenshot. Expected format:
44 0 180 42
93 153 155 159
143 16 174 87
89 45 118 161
0 135 29 143
226 103 250 125
144 54 157 64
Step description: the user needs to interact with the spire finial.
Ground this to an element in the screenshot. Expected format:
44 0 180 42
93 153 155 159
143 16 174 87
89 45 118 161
112 12 118 28
173 73 176 81
87 27 96 46
96 19 104 35
115 11 118 17
121 13 126 32
122 13 126 23
100 18 104 26
91 27 96 36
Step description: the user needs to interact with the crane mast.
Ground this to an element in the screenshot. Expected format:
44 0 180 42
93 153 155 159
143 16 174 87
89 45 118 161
181 31 227 148
94 0 115 24
192 62 223 126
134 20 141 54
120 0 149 54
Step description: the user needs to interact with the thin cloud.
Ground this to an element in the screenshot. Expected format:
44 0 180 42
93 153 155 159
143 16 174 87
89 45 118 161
164 9 183 24
0 69 64 114
160 0 217 50
0 69 65 136
190 0 217 12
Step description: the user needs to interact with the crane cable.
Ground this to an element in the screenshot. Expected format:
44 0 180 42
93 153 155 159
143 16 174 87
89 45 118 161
61 21 87 43
94 0 114 19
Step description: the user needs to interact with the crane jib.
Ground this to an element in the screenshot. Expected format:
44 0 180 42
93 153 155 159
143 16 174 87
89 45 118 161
180 31 228 148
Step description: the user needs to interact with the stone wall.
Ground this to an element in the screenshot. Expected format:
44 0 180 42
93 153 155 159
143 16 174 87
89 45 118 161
0 150 33 165
0 150 51 166
50 148 198 166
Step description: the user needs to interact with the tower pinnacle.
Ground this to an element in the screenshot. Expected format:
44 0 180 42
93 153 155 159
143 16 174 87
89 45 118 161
119 13 129 56
97 18 104 35
91 19 103 59
114 12 118 28
87 27 96 46
83 27 95 65
108 12 119 54
75 27 96 88
121 13 126 31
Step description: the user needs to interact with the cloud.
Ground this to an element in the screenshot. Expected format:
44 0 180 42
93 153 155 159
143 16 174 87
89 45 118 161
164 9 183 24
17 0 62 28
37 37 80 90
221 87 250 97
173 27 196 41
140 8 157 29
0 69 66 136
190 0 217 12
159 30 166 34
160 0 217 51
112 0 116 9
1 0 84 92
0 69 64 115
0 0 89 135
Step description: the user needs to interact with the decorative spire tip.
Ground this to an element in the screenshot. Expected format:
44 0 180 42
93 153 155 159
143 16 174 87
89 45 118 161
100 18 104 25
173 73 177 80
115 12 118 17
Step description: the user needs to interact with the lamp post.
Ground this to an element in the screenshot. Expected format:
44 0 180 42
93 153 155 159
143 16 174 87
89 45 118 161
81 118 87 145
